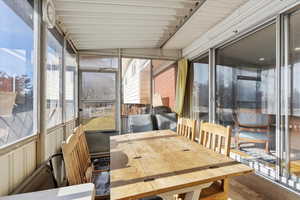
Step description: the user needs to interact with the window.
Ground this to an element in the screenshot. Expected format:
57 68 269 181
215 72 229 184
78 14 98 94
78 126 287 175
122 58 151 105
0 0 35 147
283 10 300 179
192 55 209 122
216 23 276 169
131 62 136 76
121 58 152 133
46 29 63 128
79 56 118 132
79 55 118 70
64 43 77 122
80 72 117 131
82 72 116 101
152 59 177 110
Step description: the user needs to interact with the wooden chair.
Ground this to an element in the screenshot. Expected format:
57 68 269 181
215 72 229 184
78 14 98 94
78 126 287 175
75 125 110 171
234 112 271 153
62 126 110 199
175 118 196 200
198 121 232 200
177 118 196 141
199 121 231 156
62 133 86 185
74 125 93 182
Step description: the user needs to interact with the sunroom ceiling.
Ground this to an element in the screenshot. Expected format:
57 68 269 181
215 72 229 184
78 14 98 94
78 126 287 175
55 0 204 50
163 0 249 49
55 0 249 50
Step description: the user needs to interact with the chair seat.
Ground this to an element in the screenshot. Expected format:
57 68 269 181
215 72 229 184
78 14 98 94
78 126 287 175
238 131 269 141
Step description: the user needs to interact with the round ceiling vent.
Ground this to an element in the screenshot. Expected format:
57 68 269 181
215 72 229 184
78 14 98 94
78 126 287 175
43 0 56 29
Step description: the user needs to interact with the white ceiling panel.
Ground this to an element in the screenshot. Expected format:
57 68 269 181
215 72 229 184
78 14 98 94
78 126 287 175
54 0 249 50
55 0 204 50
163 0 249 49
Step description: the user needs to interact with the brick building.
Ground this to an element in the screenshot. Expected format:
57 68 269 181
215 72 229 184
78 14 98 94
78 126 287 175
153 61 177 110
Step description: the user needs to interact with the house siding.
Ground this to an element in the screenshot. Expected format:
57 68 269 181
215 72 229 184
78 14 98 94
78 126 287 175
123 59 151 104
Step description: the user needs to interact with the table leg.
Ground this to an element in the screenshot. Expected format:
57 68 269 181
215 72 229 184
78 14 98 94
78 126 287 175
184 189 201 200
158 182 212 200
159 194 174 200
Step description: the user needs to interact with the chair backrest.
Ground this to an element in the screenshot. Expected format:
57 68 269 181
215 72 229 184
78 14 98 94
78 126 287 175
199 121 232 156
62 133 83 185
155 112 177 131
74 125 92 181
176 118 196 141
236 112 270 128
128 114 154 133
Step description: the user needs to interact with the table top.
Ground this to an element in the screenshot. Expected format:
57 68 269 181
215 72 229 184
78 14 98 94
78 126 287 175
0 183 95 200
110 130 253 200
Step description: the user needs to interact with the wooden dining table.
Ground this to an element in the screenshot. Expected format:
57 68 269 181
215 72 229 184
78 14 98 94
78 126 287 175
110 130 253 200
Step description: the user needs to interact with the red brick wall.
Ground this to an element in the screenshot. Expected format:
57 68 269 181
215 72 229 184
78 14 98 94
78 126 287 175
0 77 13 92
154 64 176 109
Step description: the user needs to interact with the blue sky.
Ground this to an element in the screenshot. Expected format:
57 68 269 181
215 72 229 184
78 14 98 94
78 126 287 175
194 63 208 85
0 0 33 78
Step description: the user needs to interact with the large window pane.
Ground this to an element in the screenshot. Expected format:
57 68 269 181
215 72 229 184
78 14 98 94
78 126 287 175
81 102 115 131
81 72 116 101
65 44 77 122
286 10 300 178
121 58 151 133
79 55 118 70
216 23 276 168
80 71 116 131
0 0 35 147
152 60 177 110
192 55 209 122
122 58 151 106
46 29 63 128
122 58 151 113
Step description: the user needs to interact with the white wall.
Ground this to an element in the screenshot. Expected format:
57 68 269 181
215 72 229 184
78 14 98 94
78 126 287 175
0 139 36 196
0 119 77 196
183 0 300 59
123 59 151 104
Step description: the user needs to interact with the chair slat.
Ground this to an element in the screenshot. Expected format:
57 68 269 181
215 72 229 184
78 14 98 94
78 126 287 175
199 121 232 157
218 136 222 154
212 134 217 152
176 118 196 141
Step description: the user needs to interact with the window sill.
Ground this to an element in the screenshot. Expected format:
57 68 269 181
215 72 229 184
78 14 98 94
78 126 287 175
0 134 38 157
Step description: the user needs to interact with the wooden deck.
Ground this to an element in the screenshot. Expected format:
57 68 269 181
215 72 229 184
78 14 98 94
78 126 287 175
228 179 264 200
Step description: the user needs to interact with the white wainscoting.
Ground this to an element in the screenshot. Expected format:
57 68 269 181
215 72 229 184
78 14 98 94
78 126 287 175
45 119 77 185
0 119 78 196
65 120 76 139
0 140 36 196
45 119 77 158
45 125 64 159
